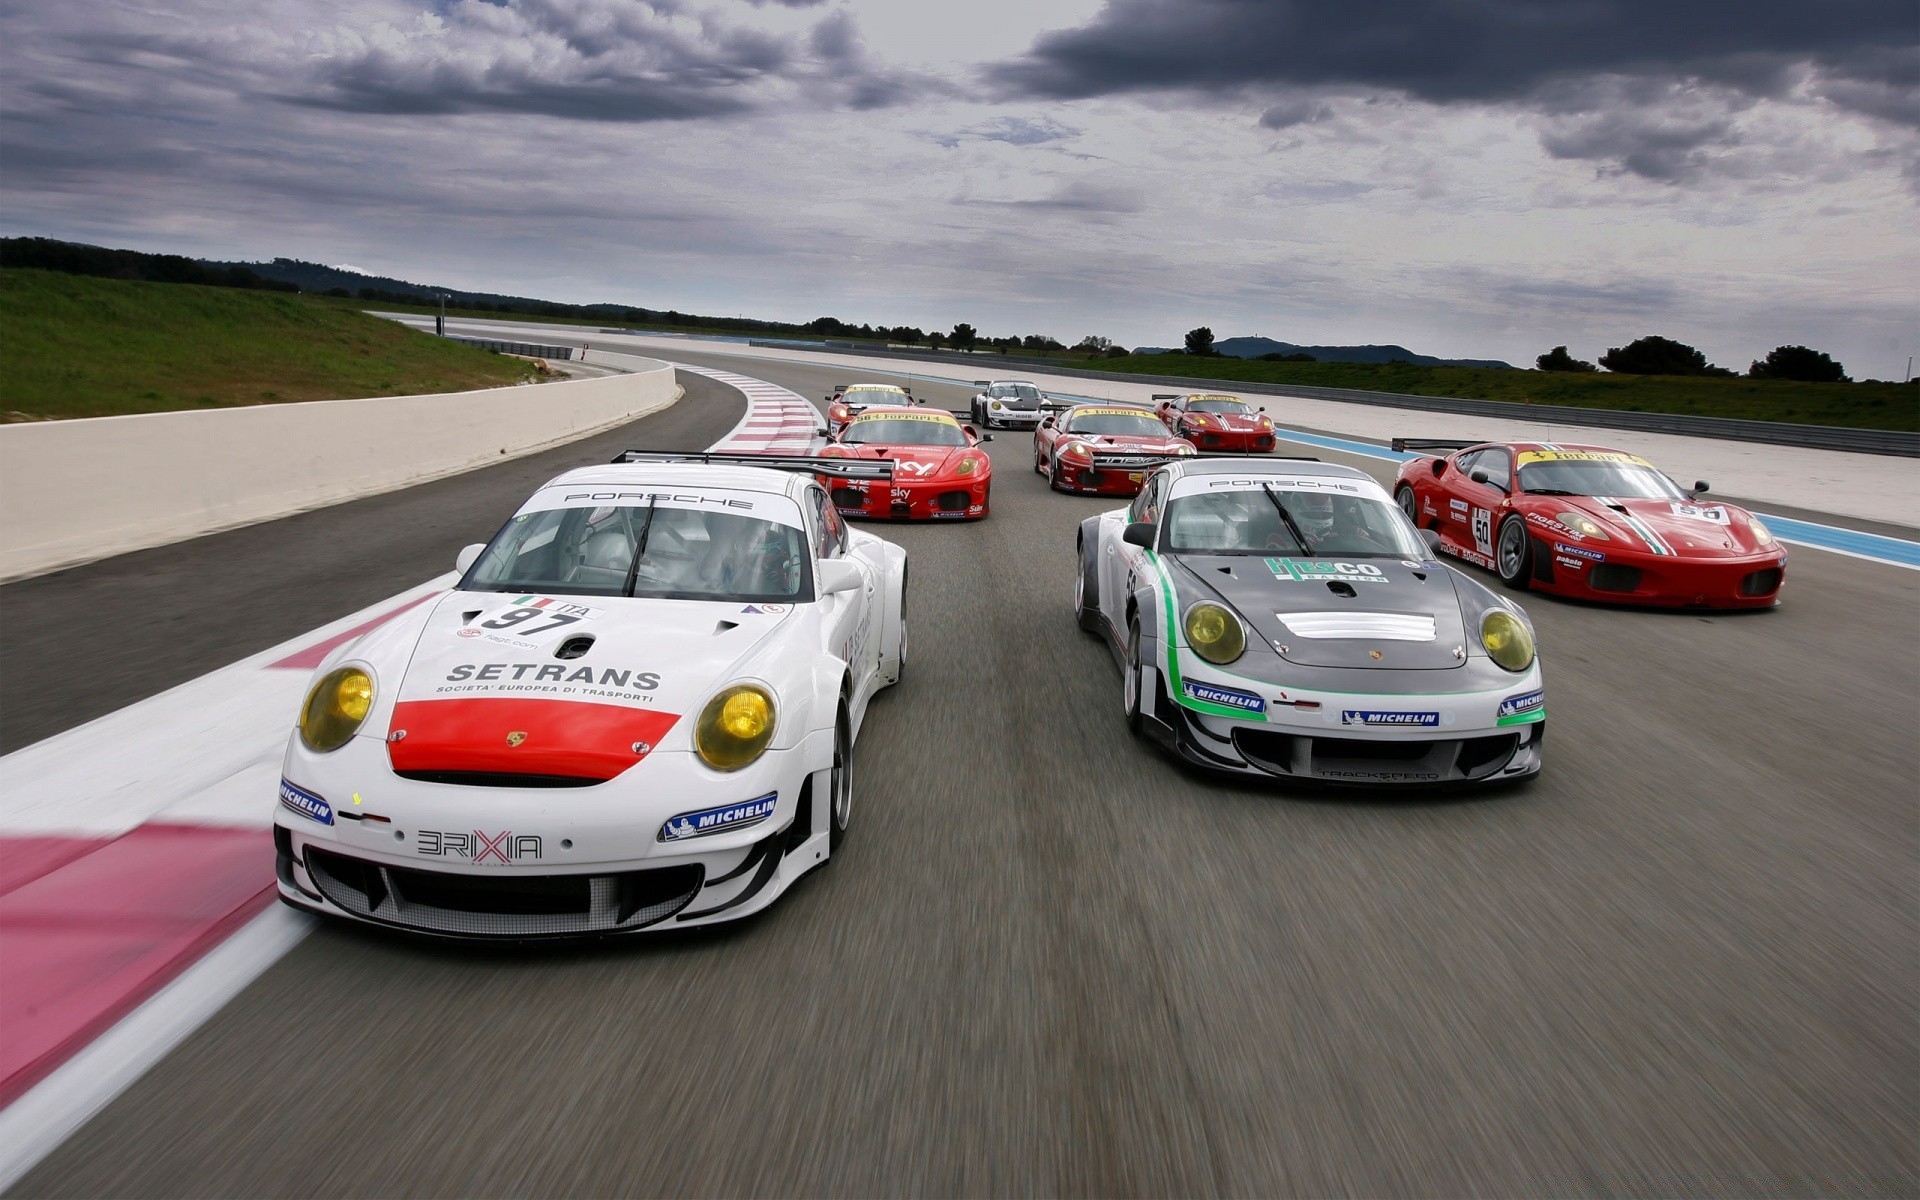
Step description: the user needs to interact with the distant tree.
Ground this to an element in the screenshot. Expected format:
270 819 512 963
324 287 351 298
928 332 945 351
1536 345 1598 373
1022 334 1065 352
806 316 847 335
950 323 977 351
890 326 924 345
1258 352 1316 363
1749 345 1848 382
1598 335 1722 376
1104 345 1131 358
1184 326 1217 356
1074 335 1113 355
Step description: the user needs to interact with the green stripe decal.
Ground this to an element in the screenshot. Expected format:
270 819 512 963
1497 708 1546 726
1145 551 1268 722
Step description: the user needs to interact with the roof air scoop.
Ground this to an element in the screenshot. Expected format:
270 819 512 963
554 635 595 660
1325 581 1357 598
713 620 740 636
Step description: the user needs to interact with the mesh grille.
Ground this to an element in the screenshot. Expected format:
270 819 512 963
1739 568 1782 597
1588 564 1643 593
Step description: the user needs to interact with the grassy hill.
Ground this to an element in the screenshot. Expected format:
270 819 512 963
1 269 534 420
1077 354 1919 432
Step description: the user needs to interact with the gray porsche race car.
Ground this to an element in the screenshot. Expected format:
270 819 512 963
1075 457 1545 785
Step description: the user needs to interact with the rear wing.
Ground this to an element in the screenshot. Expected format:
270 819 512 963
1151 393 1181 401
972 379 991 386
612 450 895 481
1039 401 1075 412
1390 438 1478 454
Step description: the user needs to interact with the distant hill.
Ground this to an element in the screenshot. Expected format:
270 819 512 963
1212 336 1513 369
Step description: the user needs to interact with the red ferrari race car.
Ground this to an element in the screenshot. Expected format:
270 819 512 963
823 382 914 436
819 406 992 519
1152 392 1277 452
1033 403 1195 496
1392 438 1787 608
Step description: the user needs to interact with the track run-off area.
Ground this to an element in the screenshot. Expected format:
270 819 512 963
2 337 1915 1196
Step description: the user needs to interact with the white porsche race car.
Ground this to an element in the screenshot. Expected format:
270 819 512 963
968 380 1048 430
275 452 908 938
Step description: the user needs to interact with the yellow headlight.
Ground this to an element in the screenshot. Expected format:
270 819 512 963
300 667 373 753
1555 512 1609 540
1749 516 1774 546
1062 441 1091 459
1174 444 1197 455
1183 603 1246 665
1480 610 1535 672
956 455 981 476
696 684 776 771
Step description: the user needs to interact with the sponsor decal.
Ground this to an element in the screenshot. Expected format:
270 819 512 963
560 491 753 510
896 461 937 476
1553 542 1606 562
463 597 606 648
1264 558 1389 583
1516 449 1652 466
1075 406 1146 418
1555 555 1585 570
850 410 953 424
444 663 660 689
1497 689 1544 717
279 779 333 826
1203 478 1359 492
739 604 788 614
505 730 528 746
1471 508 1494 555
659 792 779 842
1422 499 1437 516
1450 498 1468 512
932 511 968 519
419 830 543 862
1440 543 1496 570
1669 502 1730 524
1182 679 1266 714
1526 512 1581 539
1320 768 1443 782
1341 709 1440 727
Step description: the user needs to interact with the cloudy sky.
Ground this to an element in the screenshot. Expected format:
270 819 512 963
4 0 1915 374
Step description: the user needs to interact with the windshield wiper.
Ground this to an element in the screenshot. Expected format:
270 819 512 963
1260 485 1310 551
622 496 658 598
1523 487 1581 496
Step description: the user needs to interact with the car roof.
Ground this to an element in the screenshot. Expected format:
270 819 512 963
844 383 906 391
1170 457 1373 482
1499 441 1636 456
851 404 953 419
538 463 811 499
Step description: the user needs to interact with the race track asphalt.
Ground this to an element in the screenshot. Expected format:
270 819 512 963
10 354 1916 1197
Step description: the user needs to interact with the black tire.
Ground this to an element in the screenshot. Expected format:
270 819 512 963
1396 484 1419 526
1050 459 1071 493
894 564 908 682
1123 616 1145 735
1034 447 1046 475
829 703 853 852
1496 514 1532 588
1075 538 1101 633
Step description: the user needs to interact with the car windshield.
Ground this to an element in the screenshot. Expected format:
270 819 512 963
1518 459 1684 499
841 417 968 446
1067 411 1164 436
1188 398 1253 414
465 504 810 602
844 388 905 404
1162 487 1426 557
992 384 1042 407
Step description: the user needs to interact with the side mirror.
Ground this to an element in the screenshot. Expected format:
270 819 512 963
1258 406 1267 412
818 559 862 596
817 426 832 438
1469 468 1490 485
1693 480 1710 495
1122 522 1156 548
456 543 485 573
1418 528 1441 552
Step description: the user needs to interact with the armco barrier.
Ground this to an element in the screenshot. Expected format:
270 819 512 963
757 341 1919 458
448 336 575 360
0 359 679 581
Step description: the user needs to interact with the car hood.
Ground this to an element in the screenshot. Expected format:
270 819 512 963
1185 414 1267 432
830 443 975 477
1548 495 1761 557
1171 554 1467 670
382 590 795 781
1063 433 1191 452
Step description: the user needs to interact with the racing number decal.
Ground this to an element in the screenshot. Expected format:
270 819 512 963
481 607 584 637
1472 508 1493 556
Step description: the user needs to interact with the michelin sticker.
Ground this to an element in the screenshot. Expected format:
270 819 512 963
659 793 779 842
1183 679 1266 714
279 778 333 826
1340 710 1440 727
1498 689 1546 725
1265 558 1388 583
1554 542 1606 562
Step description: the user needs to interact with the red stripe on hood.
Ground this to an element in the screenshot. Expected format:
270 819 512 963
388 699 682 780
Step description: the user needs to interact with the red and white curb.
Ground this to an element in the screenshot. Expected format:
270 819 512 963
0 366 818 1187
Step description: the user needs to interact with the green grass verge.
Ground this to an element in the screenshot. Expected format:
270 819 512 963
2 269 535 420
1072 354 1918 432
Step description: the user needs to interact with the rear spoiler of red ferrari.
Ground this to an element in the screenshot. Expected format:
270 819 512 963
1151 393 1180 401
612 450 895 481
1390 438 1478 453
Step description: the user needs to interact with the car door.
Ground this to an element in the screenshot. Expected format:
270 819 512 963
1103 470 1164 630
1450 447 1511 566
808 487 873 690
1035 413 1058 466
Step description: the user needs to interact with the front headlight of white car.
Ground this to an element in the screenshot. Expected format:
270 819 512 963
1480 610 1535 672
696 684 777 771
300 666 373 753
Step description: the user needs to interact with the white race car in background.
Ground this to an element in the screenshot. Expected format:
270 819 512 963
968 380 1048 430
275 452 908 938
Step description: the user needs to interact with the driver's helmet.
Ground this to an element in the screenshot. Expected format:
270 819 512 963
580 527 632 581
1330 495 1372 536
1295 492 1336 540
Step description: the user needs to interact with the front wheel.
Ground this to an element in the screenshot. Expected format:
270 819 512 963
1496 515 1532 588
1075 539 1101 633
1050 459 1071 493
1123 617 1145 735
1396 484 1419 526
829 704 853 852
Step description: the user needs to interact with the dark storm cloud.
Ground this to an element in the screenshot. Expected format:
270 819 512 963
993 0 1919 179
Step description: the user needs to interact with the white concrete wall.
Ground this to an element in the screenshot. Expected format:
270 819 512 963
0 359 680 581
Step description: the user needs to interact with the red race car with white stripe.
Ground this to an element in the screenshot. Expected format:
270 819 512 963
1034 402 1195 495
1391 439 1787 608
1152 392 1278 452
818 406 992 520
274 452 909 939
